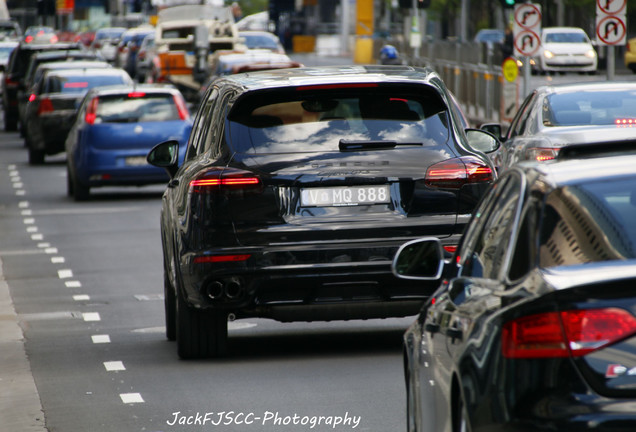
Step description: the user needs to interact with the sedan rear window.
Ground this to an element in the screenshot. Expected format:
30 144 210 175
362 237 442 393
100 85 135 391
92 94 182 123
227 88 450 153
544 90 636 126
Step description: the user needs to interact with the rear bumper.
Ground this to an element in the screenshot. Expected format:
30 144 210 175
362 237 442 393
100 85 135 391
177 237 456 321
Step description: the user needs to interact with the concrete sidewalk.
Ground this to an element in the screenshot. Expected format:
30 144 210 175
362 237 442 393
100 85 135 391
0 258 46 431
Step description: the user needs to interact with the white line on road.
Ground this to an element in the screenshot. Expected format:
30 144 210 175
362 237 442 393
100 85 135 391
91 335 111 344
104 361 126 372
57 269 73 279
120 393 144 404
82 312 100 322
65 281 82 288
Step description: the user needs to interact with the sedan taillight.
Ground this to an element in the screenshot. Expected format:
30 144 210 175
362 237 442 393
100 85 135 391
425 156 493 189
525 147 559 162
502 308 636 359
37 98 54 115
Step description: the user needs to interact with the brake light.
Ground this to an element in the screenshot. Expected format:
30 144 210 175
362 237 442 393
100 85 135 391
189 169 261 193
85 97 99 125
173 94 189 120
193 254 251 264
502 308 636 359
425 156 493 189
37 98 54 115
25 35 33 43
296 83 378 91
64 82 88 89
28 93 36 102
127 92 146 98
615 118 636 127
526 147 558 162
443 245 457 254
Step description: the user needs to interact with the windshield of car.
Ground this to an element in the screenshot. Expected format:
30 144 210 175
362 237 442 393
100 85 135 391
241 34 280 50
45 74 128 94
227 88 450 153
544 32 588 43
539 177 636 268
543 90 636 126
92 93 183 123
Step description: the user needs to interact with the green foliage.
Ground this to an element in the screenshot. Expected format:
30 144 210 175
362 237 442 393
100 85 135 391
235 0 268 18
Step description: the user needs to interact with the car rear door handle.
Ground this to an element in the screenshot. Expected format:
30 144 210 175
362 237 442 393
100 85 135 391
447 327 463 340
425 322 440 334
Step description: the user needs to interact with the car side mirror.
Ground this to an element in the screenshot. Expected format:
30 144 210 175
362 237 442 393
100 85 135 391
465 128 500 154
392 238 444 280
480 123 504 141
147 140 179 178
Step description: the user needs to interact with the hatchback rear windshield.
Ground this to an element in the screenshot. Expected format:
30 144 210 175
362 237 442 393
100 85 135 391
45 74 127 94
539 176 636 268
92 93 182 123
227 87 450 153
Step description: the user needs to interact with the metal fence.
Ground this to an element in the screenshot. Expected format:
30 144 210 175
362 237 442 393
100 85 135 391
402 40 514 127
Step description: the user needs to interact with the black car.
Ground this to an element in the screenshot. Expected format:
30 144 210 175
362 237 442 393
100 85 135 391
18 50 107 135
395 150 636 431
24 67 132 164
147 65 499 359
2 41 81 131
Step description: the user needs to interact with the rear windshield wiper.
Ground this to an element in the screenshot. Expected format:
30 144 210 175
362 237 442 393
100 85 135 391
338 139 422 151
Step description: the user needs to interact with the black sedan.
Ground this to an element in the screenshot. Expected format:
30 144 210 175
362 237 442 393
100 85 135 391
482 81 636 171
395 150 636 431
24 66 132 164
147 65 499 359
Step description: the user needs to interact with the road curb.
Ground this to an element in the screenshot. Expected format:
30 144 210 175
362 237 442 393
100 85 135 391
0 257 47 431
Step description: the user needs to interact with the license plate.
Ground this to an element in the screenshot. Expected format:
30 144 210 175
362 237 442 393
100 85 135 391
125 156 148 166
301 185 390 207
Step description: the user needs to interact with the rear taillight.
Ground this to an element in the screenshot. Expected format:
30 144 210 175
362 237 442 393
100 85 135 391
502 308 636 359
425 156 493 189
193 254 251 264
525 147 558 162
173 94 189 120
189 169 261 193
37 98 54 115
85 97 99 125
5 75 18 87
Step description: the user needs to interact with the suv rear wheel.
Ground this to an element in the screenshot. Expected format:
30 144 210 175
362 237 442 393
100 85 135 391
176 288 228 359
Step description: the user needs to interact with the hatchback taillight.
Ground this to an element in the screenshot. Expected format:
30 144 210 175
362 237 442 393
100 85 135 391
502 308 636 359
425 156 493 189
173 94 189 120
85 97 99 125
37 98 54 115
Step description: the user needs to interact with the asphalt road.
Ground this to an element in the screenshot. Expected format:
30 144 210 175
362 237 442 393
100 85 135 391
0 129 413 431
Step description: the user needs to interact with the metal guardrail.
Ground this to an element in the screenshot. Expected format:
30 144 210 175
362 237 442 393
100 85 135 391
402 41 514 127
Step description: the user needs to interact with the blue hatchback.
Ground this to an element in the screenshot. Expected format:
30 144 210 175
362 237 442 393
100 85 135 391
65 84 192 200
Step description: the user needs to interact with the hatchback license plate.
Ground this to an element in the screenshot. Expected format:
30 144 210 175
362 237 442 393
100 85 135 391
125 156 148 166
301 185 390 207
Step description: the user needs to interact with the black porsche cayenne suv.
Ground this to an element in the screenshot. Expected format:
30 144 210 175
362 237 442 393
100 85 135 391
147 65 500 358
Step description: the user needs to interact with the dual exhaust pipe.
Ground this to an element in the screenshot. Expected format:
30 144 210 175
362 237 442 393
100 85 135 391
205 278 243 300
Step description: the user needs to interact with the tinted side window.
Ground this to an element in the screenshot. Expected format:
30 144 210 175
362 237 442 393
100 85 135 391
539 179 636 268
186 86 218 160
460 173 522 279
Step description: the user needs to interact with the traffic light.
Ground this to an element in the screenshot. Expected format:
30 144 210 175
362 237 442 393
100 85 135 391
501 0 516 7
398 0 431 9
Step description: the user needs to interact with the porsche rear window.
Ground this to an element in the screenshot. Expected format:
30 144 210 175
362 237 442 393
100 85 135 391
92 94 181 123
227 88 451 153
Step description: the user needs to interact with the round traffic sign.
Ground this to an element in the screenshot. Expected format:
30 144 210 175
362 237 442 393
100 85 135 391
514 3 542 30
597 0 626 16
502 57 519 82
596 15 627 45
514 29 541 57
